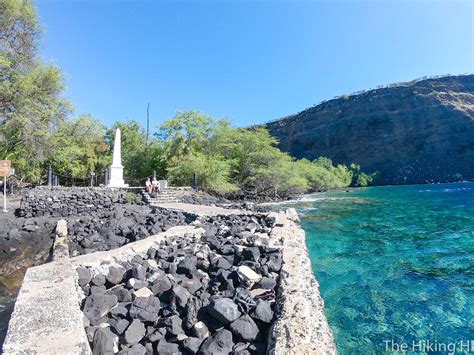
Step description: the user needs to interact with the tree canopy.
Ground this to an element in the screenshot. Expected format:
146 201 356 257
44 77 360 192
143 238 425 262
1 0 70 181
0 1 375 194
49 115 109 179
154 111 368 197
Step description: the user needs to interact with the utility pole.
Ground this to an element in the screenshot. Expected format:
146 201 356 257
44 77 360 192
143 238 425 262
146 103 150 150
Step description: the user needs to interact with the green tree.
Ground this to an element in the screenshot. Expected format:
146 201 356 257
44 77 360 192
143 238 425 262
313 157 335 170
296 158 350 191
0 0 70 181
106 120 166 184
333 164 353 187
49 115 109 182
215 126 308 196
166 151 236 194
157 111 234 193
350 163 377 186
158 110 228 159
356 171 377 187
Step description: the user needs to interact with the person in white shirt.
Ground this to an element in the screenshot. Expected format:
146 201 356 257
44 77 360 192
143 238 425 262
151 178 159 193
145 178 152 193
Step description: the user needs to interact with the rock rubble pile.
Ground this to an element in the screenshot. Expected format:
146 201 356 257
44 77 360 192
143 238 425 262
68 205 196 255
78 213 281 354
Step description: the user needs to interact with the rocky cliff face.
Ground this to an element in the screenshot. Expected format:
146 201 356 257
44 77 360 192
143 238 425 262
265 74 474 184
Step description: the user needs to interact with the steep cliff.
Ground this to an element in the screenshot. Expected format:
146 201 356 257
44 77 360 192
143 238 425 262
265 74 474 184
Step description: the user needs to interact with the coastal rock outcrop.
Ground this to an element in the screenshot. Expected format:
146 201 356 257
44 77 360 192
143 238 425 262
265 74 474 184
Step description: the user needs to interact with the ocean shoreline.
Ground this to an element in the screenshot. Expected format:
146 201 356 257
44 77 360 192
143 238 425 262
1 187 337 354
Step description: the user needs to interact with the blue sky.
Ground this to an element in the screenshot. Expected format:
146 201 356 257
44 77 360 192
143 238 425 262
37 0 473 129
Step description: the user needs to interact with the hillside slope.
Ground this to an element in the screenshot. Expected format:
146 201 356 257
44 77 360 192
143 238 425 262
265 74 474 184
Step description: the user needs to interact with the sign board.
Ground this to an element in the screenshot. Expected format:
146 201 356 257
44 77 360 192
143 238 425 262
0 160 11 177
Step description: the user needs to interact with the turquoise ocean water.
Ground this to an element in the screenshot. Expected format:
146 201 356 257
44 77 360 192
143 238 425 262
282 183 473 353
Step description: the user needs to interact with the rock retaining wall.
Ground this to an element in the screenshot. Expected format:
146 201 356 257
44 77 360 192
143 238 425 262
19 187 143 218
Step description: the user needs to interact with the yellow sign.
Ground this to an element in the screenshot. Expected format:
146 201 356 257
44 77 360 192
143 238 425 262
0 160 11 177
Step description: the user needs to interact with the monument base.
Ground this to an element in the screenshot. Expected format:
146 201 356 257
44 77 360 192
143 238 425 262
107 165 129 188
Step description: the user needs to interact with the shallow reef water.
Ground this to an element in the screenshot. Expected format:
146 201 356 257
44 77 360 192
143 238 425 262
289 183 473 353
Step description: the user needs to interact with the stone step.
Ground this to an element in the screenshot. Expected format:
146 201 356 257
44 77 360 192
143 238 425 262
144 192 184 197
147 196 180 200
142 188 192 205
148 200 179 203
147 197 180 201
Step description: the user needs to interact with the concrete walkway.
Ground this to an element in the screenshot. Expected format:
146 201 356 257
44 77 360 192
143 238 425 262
152 202 246 216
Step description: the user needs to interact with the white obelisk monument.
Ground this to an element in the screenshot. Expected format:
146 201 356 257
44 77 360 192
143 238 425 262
107 128 129 188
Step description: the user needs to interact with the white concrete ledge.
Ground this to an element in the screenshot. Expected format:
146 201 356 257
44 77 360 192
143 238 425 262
2 259 91 355
268 208 337 354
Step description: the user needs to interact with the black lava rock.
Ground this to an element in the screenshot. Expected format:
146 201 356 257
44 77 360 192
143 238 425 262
124 319 145 344
183 337 204 354
156 339 179 354
106 265 126 284
92 327 117 355
191 321 210 339
252 300 274 323
198 328 233 355
83 294 118 325
129 296 160 323
171 284 191 309
77 267 92 287
242 247 260 262
207 298 241 324
177 256 198 275
230 315 259 342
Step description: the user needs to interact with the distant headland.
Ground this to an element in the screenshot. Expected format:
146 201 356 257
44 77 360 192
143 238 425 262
265 74 474 185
